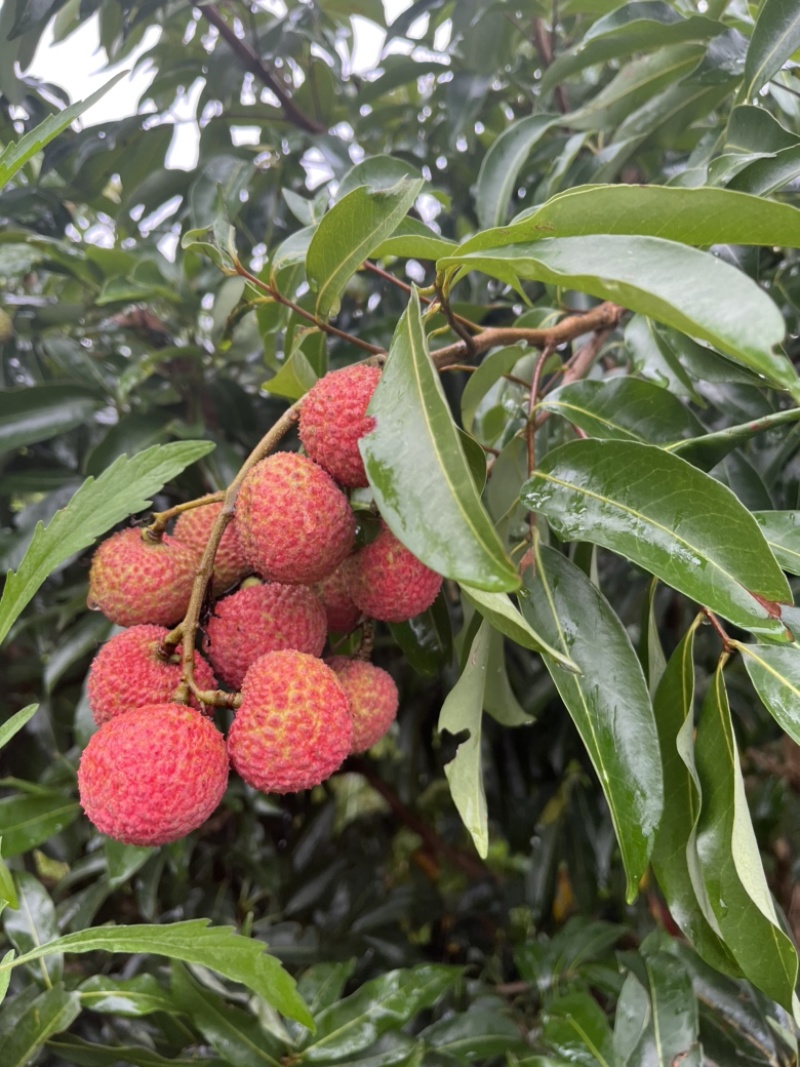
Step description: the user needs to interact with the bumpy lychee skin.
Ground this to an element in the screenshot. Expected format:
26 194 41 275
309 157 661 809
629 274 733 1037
350 524 443 623
87 529 196 627
327 657 399 753
78 703 229 846
235 452 356 585
228 650 353 794
88 625 217 725
298 364 382 488
314 558 361 633
203 583 327 689
173 503 250 595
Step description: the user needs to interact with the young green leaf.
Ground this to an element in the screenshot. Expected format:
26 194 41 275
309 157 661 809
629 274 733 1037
693 663 799 1010
439 236 795 390
522 545 663 901
521 440 793 639
0 440 215 647
742 0 800 101
360 291 520 592
307 177 423 319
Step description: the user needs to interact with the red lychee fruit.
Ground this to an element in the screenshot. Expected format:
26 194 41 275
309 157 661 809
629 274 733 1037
349 524 443 623
235 452 355 585
227 650 353 794
87 529 196 628
314 557 361 633
87 625 217 725
173 502 250 595
78 703 229 846
298 364 382 488
202 582 327 689
327 657 399 753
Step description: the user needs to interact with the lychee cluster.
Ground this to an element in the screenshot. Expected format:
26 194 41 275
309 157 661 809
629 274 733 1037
78 362 443 847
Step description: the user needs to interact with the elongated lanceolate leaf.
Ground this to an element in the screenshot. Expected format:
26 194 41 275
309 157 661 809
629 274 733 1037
0 440 215 647
521 440 792 639
753 511 800 576
460 586 577 671
0 705 37 752
360 291 519 592
0 920 312 1027
522 546 663 901
439 236 795 390
650 621 740 975
0 384 103 455
307 177 423 319
737 642 800 745
694 665 799 1010
0 985 81 1067
668 408 800 471
476 115 558 229
742 0 800 101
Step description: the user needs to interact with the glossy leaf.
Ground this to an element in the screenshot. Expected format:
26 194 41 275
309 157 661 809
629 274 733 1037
460 344 527 434
614 948 701 1065
460 586 577 670
44 1036 227 1067
742 0 800 100
420 1008 527 1060
668 408 800 470
521 440 792 639
307 178 423 319
0 440 215 647
0 985 81 1066
0 384 103 455
4 872 62 983
737 643 800 745
522 545 663 900
0 920 312 1027
0 704 37 751
438 619 491 857
694 664 798 1009
79 975 176 1017
451 237 793 390
752 511 800 576
542 990 615 1067
361 291 519 592
476 115 558 229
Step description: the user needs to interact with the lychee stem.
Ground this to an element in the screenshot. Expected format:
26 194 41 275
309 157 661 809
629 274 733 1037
147 491 226 538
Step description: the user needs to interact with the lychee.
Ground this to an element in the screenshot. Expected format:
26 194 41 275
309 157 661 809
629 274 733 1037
227 650 353 794
314 558 361 633
203 582 327 689
349 524 443 623
298 364 382 487
87 528 196 628
327 657 399 753
78 703 229 846
235 452 355 585
87 625 218 724
173 502 250 595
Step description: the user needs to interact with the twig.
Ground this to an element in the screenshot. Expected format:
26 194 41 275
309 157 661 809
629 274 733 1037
363 262 481 332
199 4 325 134
148 492 225 539
435 276 477 357
532 17 568 114
533 325 615 429
703 609 733 653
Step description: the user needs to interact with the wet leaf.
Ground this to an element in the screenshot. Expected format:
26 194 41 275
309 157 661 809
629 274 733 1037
737 642 800 745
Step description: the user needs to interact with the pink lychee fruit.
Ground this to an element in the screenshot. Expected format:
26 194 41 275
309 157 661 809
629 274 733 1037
349 523 443 623
78 703 229 846
173 502 250 595
327 657 399 753
87 528 196 628
87 625 218 725
314 557 361 633
298 364 382 488
235 452 355 585
202 582 327 689
227 650 353 794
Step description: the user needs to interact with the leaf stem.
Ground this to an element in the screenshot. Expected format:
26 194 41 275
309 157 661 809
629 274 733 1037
148 492 226 538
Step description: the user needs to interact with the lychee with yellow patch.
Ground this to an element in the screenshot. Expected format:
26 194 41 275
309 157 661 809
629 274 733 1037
298 364 382 488
327 657 399 753
350 523 442 623
173 502 250 595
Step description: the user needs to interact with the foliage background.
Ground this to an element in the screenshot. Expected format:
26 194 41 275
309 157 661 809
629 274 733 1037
3 0 800 1063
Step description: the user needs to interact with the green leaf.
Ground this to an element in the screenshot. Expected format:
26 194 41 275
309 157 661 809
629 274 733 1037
0 842 18 913
460 344 526 434
614 948 701 1066
737 642 800 745
0 794 80 857
0 73 126 190
420 1009 527 1060
668 408 800 470
542 990 615 1067
360 291 519 592
521 440 792 639
47 1036 228 1067
0 920 312 1027
639 579 667 697
0 384 103 455
181 190 238 272
476 115 558 229
0 440 215 647
650 620 739 975
522 545 663 901
538 378 705 445
0 986 81 1067
104 839 153 891
0 705 37 751
693 663 799 1010
299 965 459 1062
483 625 530 726
752 511 800 576
742 0 800 101
307 178 423 319
4 872 62 983
371 217 457 261
460 586 577 670
438 620 491 857
79 975 176 1017
440 236 795 391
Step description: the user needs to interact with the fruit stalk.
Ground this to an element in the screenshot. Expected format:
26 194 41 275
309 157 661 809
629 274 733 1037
148 491 226 539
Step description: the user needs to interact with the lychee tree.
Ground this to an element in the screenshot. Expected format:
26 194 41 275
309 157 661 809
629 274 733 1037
4 0 800 1062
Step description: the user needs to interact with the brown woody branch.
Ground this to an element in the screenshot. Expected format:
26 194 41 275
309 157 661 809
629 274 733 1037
199 4 325 135
532 17 568 115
